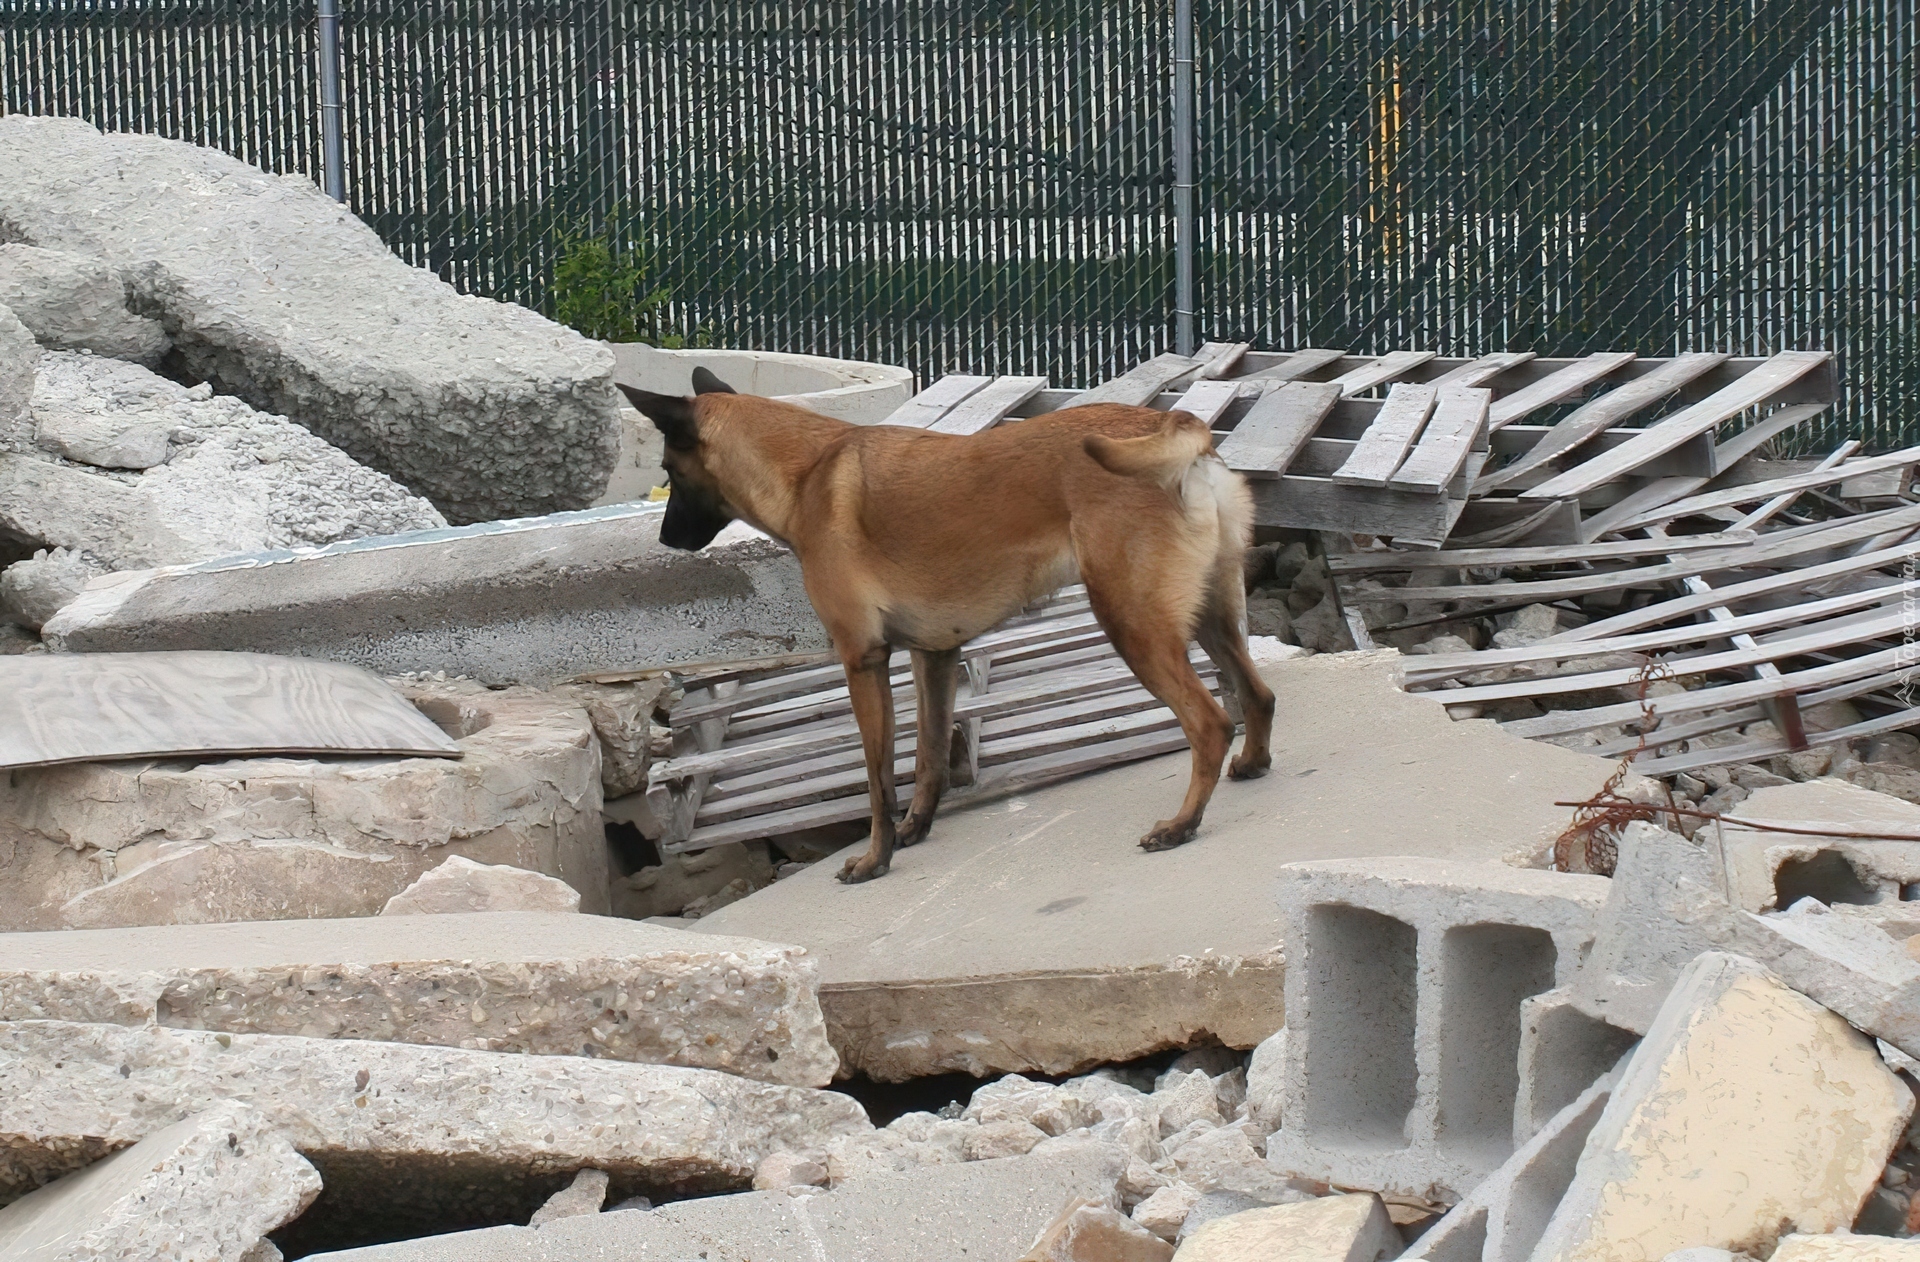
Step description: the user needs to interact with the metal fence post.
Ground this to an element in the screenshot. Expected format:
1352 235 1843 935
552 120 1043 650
318 0 345 203
1172 0 1196 357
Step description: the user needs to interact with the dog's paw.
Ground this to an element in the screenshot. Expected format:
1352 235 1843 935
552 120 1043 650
1228 751 1272 780
1138 820 1198 852
836 855 891 884
894 812 933 848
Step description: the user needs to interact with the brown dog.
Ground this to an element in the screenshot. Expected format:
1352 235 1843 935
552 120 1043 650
620 368 1276 884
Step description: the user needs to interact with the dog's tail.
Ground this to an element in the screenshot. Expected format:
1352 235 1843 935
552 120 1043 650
1082 411 1214 485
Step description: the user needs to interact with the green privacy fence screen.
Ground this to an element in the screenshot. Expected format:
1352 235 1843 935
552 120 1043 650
2 0 1915 447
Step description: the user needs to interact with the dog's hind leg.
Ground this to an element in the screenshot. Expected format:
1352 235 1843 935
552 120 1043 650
836 643 901 884
1085 580 1234 852
897 646 961 847
1196 561 1275 781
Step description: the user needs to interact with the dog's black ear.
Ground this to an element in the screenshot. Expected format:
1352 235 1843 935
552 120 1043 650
690 366 737 395
618 384 699 452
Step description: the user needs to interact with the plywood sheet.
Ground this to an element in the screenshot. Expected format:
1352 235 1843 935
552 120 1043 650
0 651 461 769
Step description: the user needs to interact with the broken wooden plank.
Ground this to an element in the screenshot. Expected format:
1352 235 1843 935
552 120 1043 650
1329 350 1438 398
1428 352 1536 388
1330 529 1759 574
1247 452 1487 542
1485 352 1638 429
1170 378 1256 428
1734 442 1860 530
926 376 1049 435
1428 605 1908 707
1073 354 1204 407
881 374 993 428
1352 504 1920 605
1166 342 1251 390
1387 386 1490 493
1604 444 1920 533
1215 382 1341 477
1523 351 1833 499
1498 642 1909 741
1618 699 1920 776
1480 353 1728 492
0 651 460 770
1238 347 1349 383
1331 383 1439 488
1400 578 1919 686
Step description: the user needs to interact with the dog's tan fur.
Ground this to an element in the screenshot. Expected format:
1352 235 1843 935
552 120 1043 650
622 377 1276 884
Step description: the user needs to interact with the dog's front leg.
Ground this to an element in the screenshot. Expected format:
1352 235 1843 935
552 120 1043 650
836 643 900 884
897 646 961 847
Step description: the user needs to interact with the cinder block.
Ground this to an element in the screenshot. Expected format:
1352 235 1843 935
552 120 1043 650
1721 781 1920 940
1533 952 1911 1262
1403 1066 1620 1262
1513 991 1637 1146
1264 858 1610 1203
1771 1237 1920 1260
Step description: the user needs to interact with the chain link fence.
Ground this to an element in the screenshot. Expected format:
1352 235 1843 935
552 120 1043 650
3 0 1914 445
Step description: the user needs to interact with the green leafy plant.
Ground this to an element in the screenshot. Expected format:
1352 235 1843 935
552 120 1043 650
548 224 675 344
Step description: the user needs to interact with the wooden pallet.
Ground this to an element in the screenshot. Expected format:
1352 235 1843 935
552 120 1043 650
645 587 1225 854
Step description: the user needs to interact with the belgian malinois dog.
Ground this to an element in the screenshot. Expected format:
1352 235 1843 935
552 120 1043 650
620 368 1276 884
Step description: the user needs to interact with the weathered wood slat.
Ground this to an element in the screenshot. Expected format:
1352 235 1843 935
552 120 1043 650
1426 605 1907 706
882 374 993 428
1238 347 1349 383
1247 452 1486 544
1331 529 1758 574
1428 352 1535 388
1400 579 1916 686
1523 351 1834 500
1387 387 1489 492
1073 354 1204 407
1167 342 1251 390
1171 378 1256 427
1498 643 1908 741
1615 697 1920 776
1352 504 1920 605
1331 383 1438 487
927 376 1049 435
1573 403 1832 541
0 651 459 770
1215 383 1341 477
1329 350 1438 397
1479 353 1728 492
1733 442 1860 531
1485 353 1638 429
1604 444 1920 533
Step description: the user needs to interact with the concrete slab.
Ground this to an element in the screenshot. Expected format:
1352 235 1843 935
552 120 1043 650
0 911 837 1086
42 503 827 684
0 1104 319 1262
0 1020 870 1238
299 1146 1123 1261
693 652 1626 1080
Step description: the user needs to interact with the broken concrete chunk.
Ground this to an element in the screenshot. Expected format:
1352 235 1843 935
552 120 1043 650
0 304 38 453
0 1020 869 1227
1023 1198 1175 1262
1 548 103 632
1134 1183 1204 1242
0 679 607 930
0 244 170 365
1242 1029 1285 1134
526 1168 608 1226
1171 1194 1401 1262
0 911 839 1086
1514 990 1637 1147
35 410 171 469
0 1103 319 1262
751 1149 827 1191
1532 953 1911 1262
1156 1070 1226 1137
552 679 665 798
1770 1237 1920 1260
0 117 622 523
378 856 582 916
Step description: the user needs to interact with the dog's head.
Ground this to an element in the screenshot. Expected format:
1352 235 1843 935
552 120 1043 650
618 366 738 551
